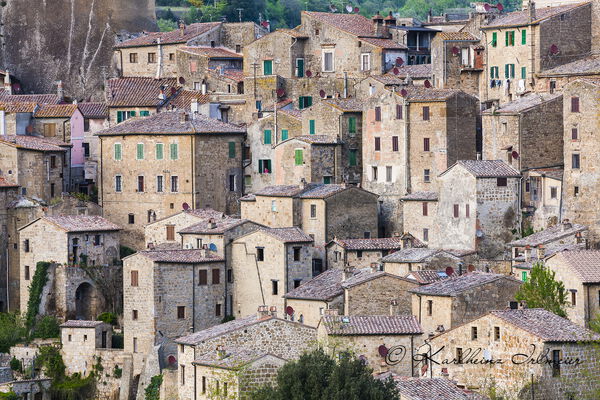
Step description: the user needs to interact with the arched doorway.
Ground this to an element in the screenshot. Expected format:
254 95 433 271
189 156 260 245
75 282 95 320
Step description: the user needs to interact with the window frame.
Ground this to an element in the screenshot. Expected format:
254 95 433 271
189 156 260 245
360 53 371 71
322 49 335 72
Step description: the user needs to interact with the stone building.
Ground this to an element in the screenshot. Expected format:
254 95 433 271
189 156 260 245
410 272 522 337
480 2 592 104
325 235 424 270
561 79 600 244
175 46 243 94
175 308 317 400
97 111 245 249
0 178 19 312
78 102 109 190
18 215 121 318
381 248 465 277
383 375 489 400
400 191 438 244
122 248 226 374
362 87 478 236
545 250 600 328
317 315 423 376
0 135 70 202
355 64 432 97
481 93 563 171
535 54 600 93
230 227 314 318
427 308 600 399
434 160 521 258
521 166 563 230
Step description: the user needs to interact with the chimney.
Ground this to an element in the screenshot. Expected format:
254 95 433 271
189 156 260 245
257 305 269 318
536 245 545 260
342 266 355 282
209 218 217 229
370 262 379 273
528 0 536 22
372 12 384 37
269 306 277 318
191 98 199 114
56 80 64 102
562 219 572 231
3 70 11 95
300 178 307 188
389 299 398 316
524 245 532 262
384 11 397 27
179 20 186 37
323 308 339 316
179 111 189 124
216 345 226 359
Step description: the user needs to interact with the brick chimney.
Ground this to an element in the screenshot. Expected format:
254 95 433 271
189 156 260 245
372 12 384 37
342 266 355 282
179 20 186 37
179 111 189 124
323 308 339 316
527 0 536 22
562 219 573 231
56 80 64 102
269 305 277 318
257 305 269 318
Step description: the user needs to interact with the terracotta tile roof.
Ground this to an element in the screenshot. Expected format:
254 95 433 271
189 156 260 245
382 248 459 263
436 31 479 40
96 111 245 135
342 270 414 289
284 269 345 301
360 37 407 49
179 46 242 58
42 215 121 232
138 249 224 263
551 250 600 283
401 191 438 201
0 135 69 152
294 135 340 145
390 377 489 400
482 93 562 114
322 98 364 112
254 185 307 197
106 77 179 107
165 90 209 111
513 242 585 268
193 349 285 369
304 11 375 37
279 29 308 39
411 272 519 297
0 93 60 104
379 64 432 81
186 208 228 219
210 68 244 83
239 194 256 202
527 167 563 181
405 270 457 284
278 108 303 120
261 227 313 243
0 177 18 188
0 101 38 113
392 86 462 101
330 237 408 251
445 160 521 178
539 54 600 76
490 308 600 342
320 315 423 336
509 222 587 247
115 22 222 48
179 218 252 235
78 102 108 119
60 320 105 328
297 184 348 198
34 104 79 118
484 3 590 28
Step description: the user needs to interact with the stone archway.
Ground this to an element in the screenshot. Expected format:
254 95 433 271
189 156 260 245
75 282 96 320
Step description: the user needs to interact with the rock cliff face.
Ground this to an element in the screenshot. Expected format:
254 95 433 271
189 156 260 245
0 0 157 99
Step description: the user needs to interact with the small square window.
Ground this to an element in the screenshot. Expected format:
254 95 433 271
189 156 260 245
494 326 500 341
497 177 507 186
177 306 185 319
128 214 135 224
293 247 301 262
132 310 138 320
424 169 431 183
310 204 317 218
572 154 580 169
257 247 264 261
471 326 478 340
198 270 208 285
423 228 429 242
272 280 279 295
215 303 222 317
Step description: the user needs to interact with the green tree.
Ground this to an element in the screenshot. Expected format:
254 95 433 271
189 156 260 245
33 315 60 339
515 262 568 317
250 348 399 400
0 312 26 353
188 0 204 7
158 18 178 31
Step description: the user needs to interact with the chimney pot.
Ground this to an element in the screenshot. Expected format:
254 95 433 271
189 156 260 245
257 305 269 318
324 308 339 316
536 245 545 260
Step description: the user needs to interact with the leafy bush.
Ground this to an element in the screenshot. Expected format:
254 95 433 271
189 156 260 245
9 357 22 372
111 333 124 349
97 312 118 326
113 365 123 379
37 346 97 399
0 391 20 400
25 262 51 332
221 315 235 323
33 315 60 339
144 375 163 400
120 246 136 259
158 18 177 31
0 312 26 353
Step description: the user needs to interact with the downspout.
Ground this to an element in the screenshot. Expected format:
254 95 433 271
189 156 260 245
289 37 298 77
116 49 124 78
156 38 163 79
410 335 415 377
586 284 590 327
193 364 197 400
5 247 8 311
416 294 422 323
483 31 489 101
518 113 523 234
284 244 289 295
403 99 410 193
99 138 103 207
191 136 196 208
192 264 196 331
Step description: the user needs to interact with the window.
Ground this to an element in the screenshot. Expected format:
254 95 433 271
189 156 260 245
43 123 56 137
360 53 370 71
131 270 139 287
68 334 72 341
263 60 273 75
180 365 185 385
466 204 470 218
202 376 206 393
169 53 175 61
171 176 179 192
550 187 557 199
396 104 403 119
177 306 185 319
272 280 279 295
84 335 88 341
156 176 164 193
271 200 277 212
259 159 272 174
364 231 371 239
423 138 430 151
299 96 312 109
427 300 433 316
128 213 135 224
322 50 334 72
571 290 577 306
456 348 463 364
215 303 222 317
198 270 208 285
93 234 101 246
24 265 30 280
154 143 164 160
572 154 580 169
348 117 356 135
520 29 527 45
132 310 138 320
392 136 399 152
572 127 579 140
571 96 579 112
114 175 122 192
471 326 478 340
129 53 138 63
281 129 288 141
114 143 122 160
82 143 90 158
490 66 499 79
375 106 382 121
453 204 459 218
137 176 144 192
263 129 272 145
505 31 515 46
166 225 175 241
574 186 580 196
212 269 220 285
424 169 430 183
50 183 55 198
256 100 262 111
170 143 178 160
386 166 392 182
422 202 428 216
309 120 315 135
521 66 527 79
256 247 264 261
296 58 304 77
374 137 381 151
50 155 57 169
226 141 236 159
22 239 30 253
497 177 508 186
423 106 430 121
423 228 429 242
372 166 378 181
294 279 302 289
494 326 500 341
310 204 317 218
521 271 528 282
227 269 233 283
552 350 561 377
357 250 363 258
504 63 515 79
133 337 138 353
349 149 357 166
148 52 156 63
323 176 332 184
293 247 301 261
491 32 497 47
136 143 144 160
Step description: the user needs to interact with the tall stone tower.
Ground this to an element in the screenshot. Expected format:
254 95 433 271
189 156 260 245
0 0 157 99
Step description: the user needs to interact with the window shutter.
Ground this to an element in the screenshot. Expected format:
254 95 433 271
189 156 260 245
263 60 272 75
349 149 357 166
521 29 526 45
374 137 381 151
228 142 236 158
396 104 403 119
156 143 163 160
453 204 459 218
392 136 399 152
170 143 178 159
136 143 144 160
264 129 272 144
309 120 315 135
492 32 497 47
130 111 136 117
114 143 122 160
348 117 356 133
521 66 526 79
375 106 381 121
572 128 578 140
423 202 428 216
571 97 579 112
294 149 303 165
258 160 264 173
423 106 430 121
281 129 288 141
117 111 123 123
505 31 509 46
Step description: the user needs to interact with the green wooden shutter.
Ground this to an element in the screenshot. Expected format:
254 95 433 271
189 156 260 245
117 111 123 123
140 111 150 116
258 160 264 173
228 142 236 158
521 271 527 282
263 60 273 75
281 129 288 141
294 149 303 165
323 176 331 184
505 31 509 46
521 66 526 79
492 32 497 47
349 149 357 166
264 130 272 145
296 59 304 77
114 143 122 160
156 143 163 160
130 110 136 117
504 64 509 79
510 64 515 78
307 96 312 107
521 29 526 45
136 143 144 160
348 117 356 134
309 120 315 135
170 143 178 160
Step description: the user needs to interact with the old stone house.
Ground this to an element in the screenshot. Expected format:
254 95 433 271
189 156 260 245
521 166 563 230
362 88 478 236
561 79 600 244
230 227 314 318
381 248 465 277
480 2 592 104
355 64 432 97
175 307 316 400
122 248 226 375
0 177 19 312
535 54 600 93
97 111 245 249
317 314 423 376
410 272 522 337
0 92 61 135
0 135 70 202
18 215 121 318
78 102 109 191
382 375 489 400
400 191 438 244
433 160 521 258
427 308 600 399
482 93 563 171
176 46 243 94
545 250 600 328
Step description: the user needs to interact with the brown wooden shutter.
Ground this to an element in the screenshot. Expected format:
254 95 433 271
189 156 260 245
392 136 399 151
422 202 428 216
212 269 220 285
453 204 459 218
166 225 175 241
131 270 139 287
198 270 208 285
423 106 430 121
396 104 403 119
375 106 381 121
571 97 579 112
374 137 381 151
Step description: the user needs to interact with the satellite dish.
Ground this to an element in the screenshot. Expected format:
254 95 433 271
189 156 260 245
170 87 177 96
550 44 559 55
396 57 404 66
496 3 504 11
329 4 337 12
451 46 460 55
378 345 389 357
476 230 484 238
484 3 491 11
319 89 326 98
305 70 313 77
182 202 190 211
393 67 399 75
261 21 269 28
354 6 359 13
424 80 431 88
400 88 408 97
346 4 353 12
276 88 285 97
445 266 454 276
179 77 185 84
512 150 519 159
467 264 476 272
285 306 294 316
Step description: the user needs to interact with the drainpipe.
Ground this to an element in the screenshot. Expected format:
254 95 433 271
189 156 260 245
403 99 410 193
289 37 298 77
192 264 196 331
156 38 163 79
343 71 348 98
586 284 590 327
5 247 8 311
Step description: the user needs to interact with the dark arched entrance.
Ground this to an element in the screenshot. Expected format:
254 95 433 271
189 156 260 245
75 282 95 320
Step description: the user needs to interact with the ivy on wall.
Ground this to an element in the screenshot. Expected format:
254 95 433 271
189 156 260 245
144 375 163 400
25 261 51 333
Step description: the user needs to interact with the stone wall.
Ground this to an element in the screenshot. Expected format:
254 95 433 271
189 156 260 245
345 274 418 316
324 188 379 242
240 196 297 228
402 199 437 245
